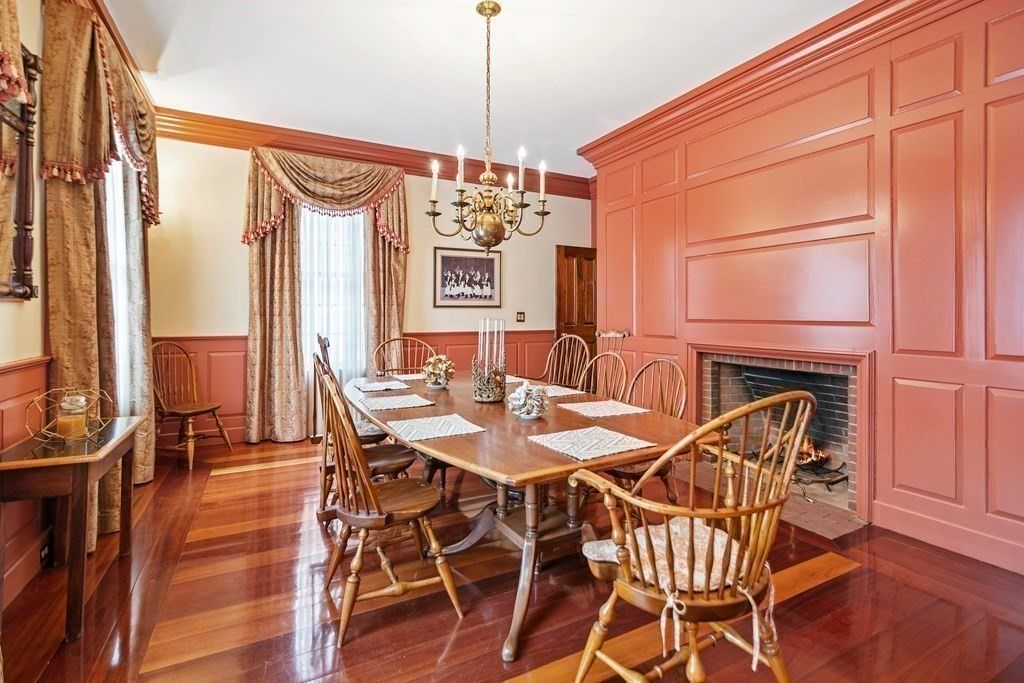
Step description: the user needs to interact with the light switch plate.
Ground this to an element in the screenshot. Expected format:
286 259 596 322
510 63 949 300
516 312 525 322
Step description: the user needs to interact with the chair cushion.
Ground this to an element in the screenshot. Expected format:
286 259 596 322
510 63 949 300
161 402 222 417
582 517 743 591
356 421 387 444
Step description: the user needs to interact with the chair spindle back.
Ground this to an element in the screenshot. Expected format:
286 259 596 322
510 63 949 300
373 337 436 376
151 341 199 411
541 334 590 387
596 391 815 602
625 359 687 419
577 352 628 401
595 329 630 356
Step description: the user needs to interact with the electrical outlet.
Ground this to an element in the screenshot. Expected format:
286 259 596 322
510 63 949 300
516 311 525 322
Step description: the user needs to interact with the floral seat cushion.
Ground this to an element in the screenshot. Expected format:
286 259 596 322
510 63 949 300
582 516 744 591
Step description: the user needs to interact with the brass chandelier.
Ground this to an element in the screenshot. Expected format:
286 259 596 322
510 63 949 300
426 0 549 254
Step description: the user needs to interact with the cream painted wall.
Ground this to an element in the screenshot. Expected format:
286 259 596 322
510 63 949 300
0 0 44 365
149 138 591 337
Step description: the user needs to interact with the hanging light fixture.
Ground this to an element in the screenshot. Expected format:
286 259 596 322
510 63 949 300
426 1 549 254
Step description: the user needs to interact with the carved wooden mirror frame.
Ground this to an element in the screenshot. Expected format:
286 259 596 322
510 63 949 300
0 46 39 300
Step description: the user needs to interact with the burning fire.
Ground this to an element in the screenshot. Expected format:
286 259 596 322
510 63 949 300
797 436 829 466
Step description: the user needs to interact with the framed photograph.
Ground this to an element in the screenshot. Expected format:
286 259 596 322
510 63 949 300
434 247 502 308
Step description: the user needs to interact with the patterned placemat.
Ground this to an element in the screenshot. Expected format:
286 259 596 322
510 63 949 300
558 400 650 418
529 426 655 461
361 394 435 411
542 385 585 397
358 380 410 392
505 375 527 384
386 413 485 442
393 373 426 381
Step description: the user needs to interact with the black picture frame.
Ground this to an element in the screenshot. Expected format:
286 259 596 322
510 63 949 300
433 247 502 308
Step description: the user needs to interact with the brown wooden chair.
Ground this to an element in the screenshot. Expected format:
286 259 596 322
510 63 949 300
318 366 463 646
605 358 688 502
372 336 436 376
576 351 628 401
152 341 232 470
311 354 417 526
596 328 630 356
533 333 591 387
571 391 816 682
317 334 386 446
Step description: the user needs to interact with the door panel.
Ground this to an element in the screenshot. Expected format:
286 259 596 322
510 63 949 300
556 245 597 349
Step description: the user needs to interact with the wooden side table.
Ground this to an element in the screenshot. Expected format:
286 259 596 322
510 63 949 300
0 416 141 641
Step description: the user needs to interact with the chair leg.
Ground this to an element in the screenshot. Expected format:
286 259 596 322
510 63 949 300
409 520 425 560
184 417 196 471
421 458 437 485
575 589 618 683
212 409 233 452
657 468 678 504
337 528 367 647
325 523 350 587
760 616 790 683
439 464 448 491
420 516 462 618
685 622 706 683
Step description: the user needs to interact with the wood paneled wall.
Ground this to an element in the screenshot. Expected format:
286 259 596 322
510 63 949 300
0 356 49 607
583 0 1024 573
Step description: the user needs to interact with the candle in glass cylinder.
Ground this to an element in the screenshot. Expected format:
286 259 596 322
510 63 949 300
56 394 88 438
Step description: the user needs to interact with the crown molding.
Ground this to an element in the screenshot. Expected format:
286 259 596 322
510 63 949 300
578 0 980 167
155 107 592 200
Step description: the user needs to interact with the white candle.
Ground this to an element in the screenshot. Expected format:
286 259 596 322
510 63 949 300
456 172 463 191
456 145 465 189
517 147 526 193
507 172 515 194
429 159 439 201
484 318 490 370
539 161 547 201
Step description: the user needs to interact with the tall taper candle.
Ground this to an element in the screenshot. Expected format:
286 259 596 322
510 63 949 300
517 147 526 194
456 145 465 189
429 159 439 201
539 161 547 201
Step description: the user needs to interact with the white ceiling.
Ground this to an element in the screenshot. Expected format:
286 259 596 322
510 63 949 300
106 0 859 177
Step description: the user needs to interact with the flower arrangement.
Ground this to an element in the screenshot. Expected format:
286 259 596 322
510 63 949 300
423 354 456 388
506 381 548 420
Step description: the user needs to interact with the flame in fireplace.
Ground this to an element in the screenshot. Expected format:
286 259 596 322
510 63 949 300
797 436 829 467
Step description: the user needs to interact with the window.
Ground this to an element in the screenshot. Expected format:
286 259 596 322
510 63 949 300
299 209 366 386
104 159 132 414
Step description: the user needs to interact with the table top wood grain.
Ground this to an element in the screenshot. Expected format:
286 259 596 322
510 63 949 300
345 373 700 487
0 416 142 471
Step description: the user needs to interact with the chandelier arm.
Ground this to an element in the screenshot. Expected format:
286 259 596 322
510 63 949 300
515 202 548 237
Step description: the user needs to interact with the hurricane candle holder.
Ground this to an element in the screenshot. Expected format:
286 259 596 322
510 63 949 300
473 317 506 403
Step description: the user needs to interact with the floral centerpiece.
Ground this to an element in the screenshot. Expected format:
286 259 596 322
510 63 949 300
506 381 548 420
422 354 455 389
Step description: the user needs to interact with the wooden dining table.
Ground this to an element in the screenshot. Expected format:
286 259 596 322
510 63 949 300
345 372 705 662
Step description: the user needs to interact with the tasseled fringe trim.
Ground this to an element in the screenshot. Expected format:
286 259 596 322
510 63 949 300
41 156 117 183
242 155 409 252
0 48 29 105
0 154 16 177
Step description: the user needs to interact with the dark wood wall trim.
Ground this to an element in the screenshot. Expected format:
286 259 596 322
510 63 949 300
154 107 592 200
578 0 982 166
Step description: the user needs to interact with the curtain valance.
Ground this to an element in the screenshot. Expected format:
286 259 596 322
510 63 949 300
40 0 159 225
243 147 409 253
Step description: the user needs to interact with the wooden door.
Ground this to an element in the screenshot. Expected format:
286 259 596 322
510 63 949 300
555 245 597 350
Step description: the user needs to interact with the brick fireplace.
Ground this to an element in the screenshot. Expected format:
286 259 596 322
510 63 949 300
700 352 859 512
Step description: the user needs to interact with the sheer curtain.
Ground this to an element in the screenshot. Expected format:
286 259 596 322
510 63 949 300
104 159 132 413
299 209 366 431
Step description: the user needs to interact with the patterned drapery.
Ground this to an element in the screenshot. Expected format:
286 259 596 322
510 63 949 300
243 147 409 440
41 0 158 550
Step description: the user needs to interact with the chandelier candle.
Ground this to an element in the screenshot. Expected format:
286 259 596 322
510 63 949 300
425 1 550 254
473 317 506 403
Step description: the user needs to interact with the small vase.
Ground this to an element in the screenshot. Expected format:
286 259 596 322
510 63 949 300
516 411 542 421
425 380 447 390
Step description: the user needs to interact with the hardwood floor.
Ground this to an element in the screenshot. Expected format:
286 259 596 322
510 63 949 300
3 441 1023 681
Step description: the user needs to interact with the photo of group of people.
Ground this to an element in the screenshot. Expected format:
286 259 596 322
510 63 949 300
434 248 502 307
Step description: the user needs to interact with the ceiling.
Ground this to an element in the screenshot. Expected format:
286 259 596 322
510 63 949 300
106 0 860 177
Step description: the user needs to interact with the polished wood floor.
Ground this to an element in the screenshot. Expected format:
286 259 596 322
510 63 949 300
3 441 1024 681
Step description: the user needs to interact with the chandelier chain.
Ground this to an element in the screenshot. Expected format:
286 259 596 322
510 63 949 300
485 15 492 165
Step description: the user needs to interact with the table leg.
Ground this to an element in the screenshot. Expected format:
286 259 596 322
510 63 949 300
120 448 134 557
66 464 88 641
436 503 496 556
501 483 539 662
566 478 580 530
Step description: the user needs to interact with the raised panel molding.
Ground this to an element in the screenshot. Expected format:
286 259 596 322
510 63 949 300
686 139 872 244
686 236 872 323
986 7 1024 84
986 94 1024 360
641 148 677 191
604 207 636 331
605 166 635 202
892 378 962 503
891 35 962 112
892 114 961 355
987 387 1024 522
639 195 677 338
686 72 872 178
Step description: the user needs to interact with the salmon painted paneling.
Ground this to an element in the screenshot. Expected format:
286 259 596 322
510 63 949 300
0 356 50 608
408 330 555 379
686 237 872 323
586 0 1024 573
892 114 960 355
685 140 872 244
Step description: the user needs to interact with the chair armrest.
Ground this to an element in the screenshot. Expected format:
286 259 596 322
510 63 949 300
569 469 631 500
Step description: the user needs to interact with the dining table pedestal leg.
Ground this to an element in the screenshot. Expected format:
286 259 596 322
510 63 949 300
501 483 538 663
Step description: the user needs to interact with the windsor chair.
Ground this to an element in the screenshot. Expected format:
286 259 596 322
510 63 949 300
606 359 688 502
595 329 630 356
151 341 232 470
317 334 386 446
532 333 590 387
576 351 628 401
372 336 436 376
319 367 463 646
572 391 815 682
311 354 416 527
